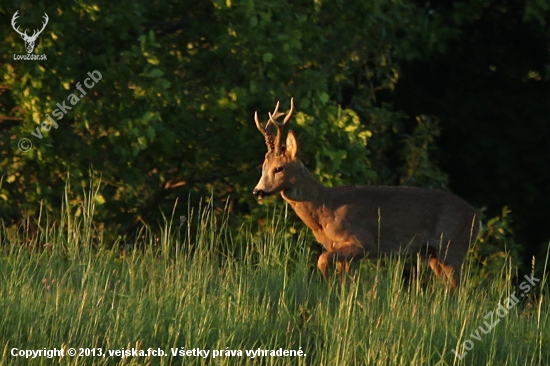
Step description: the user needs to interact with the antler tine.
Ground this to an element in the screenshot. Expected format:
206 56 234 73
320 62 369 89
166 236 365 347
269 101 285 122
282 97 295 125
254 111 266 134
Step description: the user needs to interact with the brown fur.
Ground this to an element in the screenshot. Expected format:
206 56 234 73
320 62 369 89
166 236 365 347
253 100 480 291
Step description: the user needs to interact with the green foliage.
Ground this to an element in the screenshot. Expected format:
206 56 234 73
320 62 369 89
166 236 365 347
390 0 550 263
399 115 447 188
1 0 548 361
1 0 449 240
469 207 523 281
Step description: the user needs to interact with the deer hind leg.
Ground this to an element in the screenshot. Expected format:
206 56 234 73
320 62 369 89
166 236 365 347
336 261 351 274
317 252 332 283
336 260 361 285
427 247 460 292
317 245 365 284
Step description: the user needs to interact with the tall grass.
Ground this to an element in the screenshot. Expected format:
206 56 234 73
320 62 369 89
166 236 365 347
0 190 548 365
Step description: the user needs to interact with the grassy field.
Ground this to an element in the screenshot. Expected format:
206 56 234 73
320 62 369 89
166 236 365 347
0 198 548 365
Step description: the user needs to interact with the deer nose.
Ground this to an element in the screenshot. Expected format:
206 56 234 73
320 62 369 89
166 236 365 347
252 189 264 199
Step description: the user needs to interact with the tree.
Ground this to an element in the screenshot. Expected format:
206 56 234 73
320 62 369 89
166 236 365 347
390 0 550 265
1 1 443 241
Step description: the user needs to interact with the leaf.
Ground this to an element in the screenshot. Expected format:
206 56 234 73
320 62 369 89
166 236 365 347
145 69 164 78
95 194 106 204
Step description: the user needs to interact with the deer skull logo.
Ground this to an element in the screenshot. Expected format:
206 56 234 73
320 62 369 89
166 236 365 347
11 11 49 54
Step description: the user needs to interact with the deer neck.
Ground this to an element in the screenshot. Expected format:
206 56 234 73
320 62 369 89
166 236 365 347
281 163 328 231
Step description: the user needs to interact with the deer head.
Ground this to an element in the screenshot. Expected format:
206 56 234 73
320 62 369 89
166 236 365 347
11 11 49 54
253 98 302 199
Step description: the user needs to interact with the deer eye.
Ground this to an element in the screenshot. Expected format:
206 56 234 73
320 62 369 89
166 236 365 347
274 167 285 174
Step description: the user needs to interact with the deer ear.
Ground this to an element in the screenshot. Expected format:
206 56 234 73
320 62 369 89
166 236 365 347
285 130 299 158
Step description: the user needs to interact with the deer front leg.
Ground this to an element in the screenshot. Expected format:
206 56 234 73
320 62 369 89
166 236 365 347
317 244 366 283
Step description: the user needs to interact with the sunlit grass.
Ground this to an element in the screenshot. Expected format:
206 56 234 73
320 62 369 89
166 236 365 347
0 193 548 365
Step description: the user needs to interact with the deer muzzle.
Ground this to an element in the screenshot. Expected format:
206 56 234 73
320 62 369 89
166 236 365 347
252 189 265 199
253 189 273 199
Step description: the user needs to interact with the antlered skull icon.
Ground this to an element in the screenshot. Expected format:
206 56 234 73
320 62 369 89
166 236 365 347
11 11 49 54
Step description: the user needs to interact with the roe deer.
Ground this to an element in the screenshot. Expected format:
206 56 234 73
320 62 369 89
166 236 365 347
252 98 480 291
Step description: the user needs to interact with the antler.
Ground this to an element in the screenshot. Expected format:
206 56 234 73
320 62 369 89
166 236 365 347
254 98 295 154
254 110 275 152
36 13 49 37
268 98 294 155
11 11 26 37
11 11 49 39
